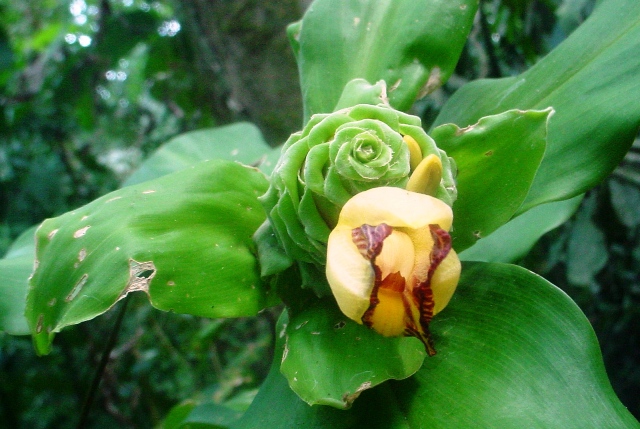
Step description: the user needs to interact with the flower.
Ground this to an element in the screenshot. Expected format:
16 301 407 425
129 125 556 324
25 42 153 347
325 186 461 355
259 103 457 271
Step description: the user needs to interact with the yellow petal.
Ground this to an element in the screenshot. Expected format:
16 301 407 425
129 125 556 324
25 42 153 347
405 154 442 196
366 287 407 337
326 225 375 322
375 230 414 281
431 249 461 316
403 134 423 171
337 187 453 231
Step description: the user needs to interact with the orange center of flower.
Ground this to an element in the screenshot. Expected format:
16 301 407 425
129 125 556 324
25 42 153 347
351 223 452 356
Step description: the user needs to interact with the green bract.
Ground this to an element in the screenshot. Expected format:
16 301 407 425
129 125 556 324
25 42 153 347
259 103 457 273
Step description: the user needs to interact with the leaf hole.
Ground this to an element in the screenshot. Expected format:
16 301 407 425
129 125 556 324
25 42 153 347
137 269 155 279
119 259 157 300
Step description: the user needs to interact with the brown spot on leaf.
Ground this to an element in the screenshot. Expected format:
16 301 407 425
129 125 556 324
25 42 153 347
418 66 442 98
281 339 289 363
73 226 90 238
47 229 59 240
388 78 402 92
35 314 44 334
342 381 372 408
66 274 88 302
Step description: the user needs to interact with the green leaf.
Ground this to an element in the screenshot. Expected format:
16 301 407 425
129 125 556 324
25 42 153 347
432 109 552 251
609 178 640 228
434 0 640 211
124 122 279 186
0 257 32 335
293 0 477 119
163 401 242 429
387 262 638 428
26 160 274 355
0 225 38 335
3 224 38 260
234 262 639 428
280 298 425 409
162 387 259 429
162 401 199 429
566 195 607 286
232 311 363 429
460 195 583 263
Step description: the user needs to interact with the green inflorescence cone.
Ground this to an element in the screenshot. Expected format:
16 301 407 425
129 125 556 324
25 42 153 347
256 103 457 296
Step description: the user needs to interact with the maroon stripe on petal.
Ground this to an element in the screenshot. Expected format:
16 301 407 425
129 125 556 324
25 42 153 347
351 223 393 261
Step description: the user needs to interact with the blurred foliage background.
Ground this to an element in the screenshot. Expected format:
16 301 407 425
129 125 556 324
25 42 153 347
0 0 638 427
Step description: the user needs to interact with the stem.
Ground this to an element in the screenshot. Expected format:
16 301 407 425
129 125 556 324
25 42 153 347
76 297 130 429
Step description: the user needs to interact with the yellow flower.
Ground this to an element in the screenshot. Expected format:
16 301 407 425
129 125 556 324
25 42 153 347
325 186 461 355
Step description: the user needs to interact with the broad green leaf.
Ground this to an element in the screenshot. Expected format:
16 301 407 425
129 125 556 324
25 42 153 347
232 312 364 429
162 401 200 429
460 195 583 263
163 401 242 429
1 123 278 336
0 225 38 335
292 0 477 120
280 298 425 409
432 109 551 251
434 0 640 212
3 225 38 259
162 388 258 429
234 262 639 428
0 257 32 335
124 122 279 186
26 160 274 355
386 262 638 428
